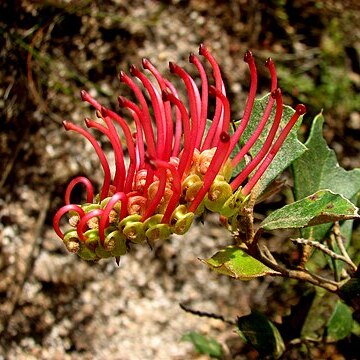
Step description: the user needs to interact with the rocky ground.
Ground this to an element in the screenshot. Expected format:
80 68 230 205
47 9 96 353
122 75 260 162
1 1 359 359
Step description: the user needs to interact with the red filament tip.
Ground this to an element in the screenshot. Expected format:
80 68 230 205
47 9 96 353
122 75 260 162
296 104 307 115
244 50 253 63
220 131 230 143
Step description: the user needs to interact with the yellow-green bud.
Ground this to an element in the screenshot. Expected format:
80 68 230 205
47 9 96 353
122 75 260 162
119 214 146 244
204 180 233 212
170 205 194 235
146 223 171 242
63 230 80 253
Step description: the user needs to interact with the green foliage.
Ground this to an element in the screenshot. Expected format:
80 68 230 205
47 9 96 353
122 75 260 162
326 301 354 341
181 332 223 359
292 113 360 241
200 246 275 280
292 289 354 343
300 290 338 340
226 110 359 357
292 114 360 202
237 310 285 359
260 189 359 231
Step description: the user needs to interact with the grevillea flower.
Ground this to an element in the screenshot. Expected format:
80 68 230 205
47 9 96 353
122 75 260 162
53 44 306 262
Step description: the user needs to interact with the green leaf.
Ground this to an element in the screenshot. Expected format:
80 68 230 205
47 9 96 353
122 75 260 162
326 301 353 341
200 246 275 280
181 331 223 359
292 113 360 240
233 94 307 194
300 289 338 339
293 113 360 201
237 310 285 359
260 189 359 231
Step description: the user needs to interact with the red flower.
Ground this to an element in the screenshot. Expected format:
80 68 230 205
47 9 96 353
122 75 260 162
53 44 306 261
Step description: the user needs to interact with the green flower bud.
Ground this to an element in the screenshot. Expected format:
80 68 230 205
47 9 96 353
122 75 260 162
63 230 80 253
146 223 171 242
106 230 127 257
204 180 233 212
143 214 163 230
182 174 203 204
119 214 145 244
170 205 194 235
83 228 100 251
101 226 118 251
185 181 203 202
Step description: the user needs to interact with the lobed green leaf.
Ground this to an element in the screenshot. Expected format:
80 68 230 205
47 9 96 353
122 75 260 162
260 189 359 231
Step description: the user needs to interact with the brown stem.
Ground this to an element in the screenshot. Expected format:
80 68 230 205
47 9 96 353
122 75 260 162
251 244 339 293
333 221 357 273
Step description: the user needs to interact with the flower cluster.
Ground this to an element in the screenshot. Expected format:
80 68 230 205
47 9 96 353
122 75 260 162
53 44 306 262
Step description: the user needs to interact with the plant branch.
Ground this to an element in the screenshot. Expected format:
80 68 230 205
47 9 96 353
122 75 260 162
249 243 339 292
327 235 341 282
291 238 355 273
259 243 277 263
333 221 357 272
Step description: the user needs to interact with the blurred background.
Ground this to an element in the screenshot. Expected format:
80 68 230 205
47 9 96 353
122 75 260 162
0 0 359 358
